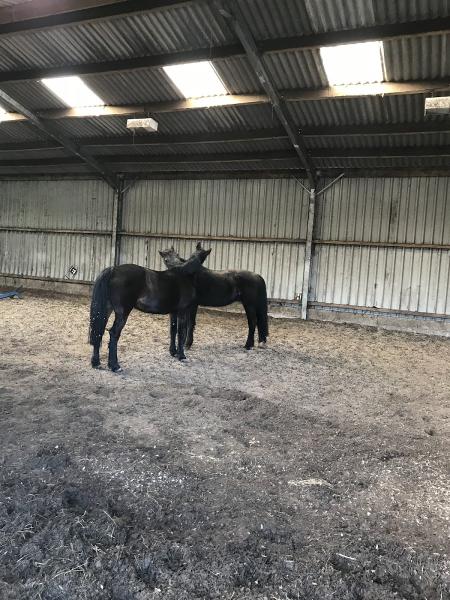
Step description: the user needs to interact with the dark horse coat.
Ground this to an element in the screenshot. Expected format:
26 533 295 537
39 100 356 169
89 246 211 371
160 243 268 353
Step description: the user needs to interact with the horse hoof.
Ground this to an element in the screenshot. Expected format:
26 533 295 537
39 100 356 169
91 359 100 368
258 342 267 348
108 364 121 372
177 354 187 361
169 348 177 357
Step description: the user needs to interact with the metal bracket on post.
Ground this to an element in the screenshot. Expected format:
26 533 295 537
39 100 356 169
111 177 139 266
111 177 124 266
299 172 345 320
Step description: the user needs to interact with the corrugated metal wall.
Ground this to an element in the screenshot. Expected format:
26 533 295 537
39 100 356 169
1 176 449 321
0 179 114 281
119 179 309 301
312 177 450 314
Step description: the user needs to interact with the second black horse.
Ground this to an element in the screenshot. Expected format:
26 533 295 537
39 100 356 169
159 243 268 354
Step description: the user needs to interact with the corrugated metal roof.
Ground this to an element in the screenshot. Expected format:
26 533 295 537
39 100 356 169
265 49 328 89
0 81 68 110
383 33 450 80
0 121 47 143
373 0 450 23
213 57 262 94
0 0 448 175
84 69 184 105
53 116 129 138
306 131 450 149
315 155 450 169
154 105 278 135
240 0 450 38
302 0 376 32
0 3 234 72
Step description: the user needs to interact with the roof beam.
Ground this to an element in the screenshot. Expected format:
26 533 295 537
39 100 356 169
1 16 450 82
1 147 448 168
0 1 189 34
1 79 449 123
2 120 450 153
213 0 316 187
0 87 118 188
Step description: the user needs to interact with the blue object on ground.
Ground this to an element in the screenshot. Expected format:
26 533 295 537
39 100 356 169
0 287 23 299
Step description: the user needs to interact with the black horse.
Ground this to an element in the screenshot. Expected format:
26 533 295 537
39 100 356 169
89 246 211 371
160 243 268 354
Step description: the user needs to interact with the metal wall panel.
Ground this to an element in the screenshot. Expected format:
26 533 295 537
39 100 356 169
122 179 309 239
121 178 309 301
0 179 114 231
0 179 114 281
312 177 450 314
1 175 449 318
0 230 112 281
316 177 450 244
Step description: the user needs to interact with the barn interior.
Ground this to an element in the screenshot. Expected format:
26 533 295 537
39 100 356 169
0 2 450 599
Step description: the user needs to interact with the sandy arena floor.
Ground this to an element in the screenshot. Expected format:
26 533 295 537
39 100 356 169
1 293 449 600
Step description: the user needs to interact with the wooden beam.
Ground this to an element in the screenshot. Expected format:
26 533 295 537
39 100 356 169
0 1 189 34
214 0 316 186
0 14 449 82
0 88 118 188
1 80 449 124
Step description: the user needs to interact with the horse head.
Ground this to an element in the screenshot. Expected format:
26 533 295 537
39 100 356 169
160 243 211 270
159 246 184 268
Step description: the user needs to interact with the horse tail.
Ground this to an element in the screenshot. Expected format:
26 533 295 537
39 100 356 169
256 276 269 342
89 267 113 347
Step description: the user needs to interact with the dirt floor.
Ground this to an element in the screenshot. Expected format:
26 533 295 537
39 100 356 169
1 293 449 600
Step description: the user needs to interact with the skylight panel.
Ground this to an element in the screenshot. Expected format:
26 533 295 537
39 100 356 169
41 76 104 107
320 41 384 85
163 61 227 98
0 104 9 122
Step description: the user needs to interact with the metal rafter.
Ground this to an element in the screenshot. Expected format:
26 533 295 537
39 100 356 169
0 88 118 188
214 0 316 187
2 146 449 168
1 120 450 153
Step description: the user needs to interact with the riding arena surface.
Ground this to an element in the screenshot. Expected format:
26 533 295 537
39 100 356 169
1 293 449 600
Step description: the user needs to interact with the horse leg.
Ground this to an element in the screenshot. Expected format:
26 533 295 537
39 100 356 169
108 309 131 372
91 344 101 368
185 304 197 350
243 304 257 350
91 307 112 367
169 313 178 356
176 311 188 360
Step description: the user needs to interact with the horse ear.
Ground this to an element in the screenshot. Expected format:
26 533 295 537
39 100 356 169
196 241 202 250
205 248 212 256
158 250 165 257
